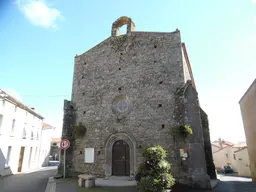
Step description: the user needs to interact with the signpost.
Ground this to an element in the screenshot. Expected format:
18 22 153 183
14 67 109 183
60 139 70 179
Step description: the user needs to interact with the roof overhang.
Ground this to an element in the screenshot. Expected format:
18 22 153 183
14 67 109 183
0 89 44 119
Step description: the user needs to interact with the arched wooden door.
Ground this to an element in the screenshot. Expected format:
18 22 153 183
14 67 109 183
112 140 130 176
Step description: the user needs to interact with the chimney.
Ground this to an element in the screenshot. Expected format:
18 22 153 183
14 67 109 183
218 138 223 149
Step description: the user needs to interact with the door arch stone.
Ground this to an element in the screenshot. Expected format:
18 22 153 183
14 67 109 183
104 132 137 177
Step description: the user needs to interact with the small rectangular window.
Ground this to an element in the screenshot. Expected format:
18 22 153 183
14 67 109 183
34 147 38 160
10 119 15 136
15 106 18 112
0 114 3 134
1 100 5 108
233 154 236 160
37 131 39 140
6 146 12 167
22 124 26 139
31 130 34 140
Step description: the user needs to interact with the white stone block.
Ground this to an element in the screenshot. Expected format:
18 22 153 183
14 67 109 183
85 179 95 188
78 178 85 187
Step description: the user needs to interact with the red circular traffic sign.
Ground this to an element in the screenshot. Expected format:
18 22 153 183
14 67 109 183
60 139 70 150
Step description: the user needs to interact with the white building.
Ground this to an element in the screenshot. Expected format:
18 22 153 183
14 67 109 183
0 89 52 177
38 123 56 167
211 138 234 169
212 138 251 177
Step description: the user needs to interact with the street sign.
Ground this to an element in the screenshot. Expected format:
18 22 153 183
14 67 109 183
60 139 70 179
60 139 70 150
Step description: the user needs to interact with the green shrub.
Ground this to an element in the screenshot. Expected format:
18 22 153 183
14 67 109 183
170 124 193 141
184 125 193 135
143 146 167 161
72 122 86 138
136 146 175 192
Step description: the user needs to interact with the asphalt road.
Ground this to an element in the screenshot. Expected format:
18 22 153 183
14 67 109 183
1 168 256 192
186 174 256 192
0 166 57 192
213 174 256 192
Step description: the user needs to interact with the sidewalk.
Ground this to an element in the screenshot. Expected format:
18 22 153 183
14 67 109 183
55 178 137 192
49 174 256 192
54 178 218 192
55 179 78 192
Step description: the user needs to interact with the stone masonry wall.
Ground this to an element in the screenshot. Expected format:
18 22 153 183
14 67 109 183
57 100 76 177
183 82 211 189
70 30 186 177
200 108 217 179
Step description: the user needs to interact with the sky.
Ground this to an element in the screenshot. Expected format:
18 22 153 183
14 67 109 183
0 0 255 142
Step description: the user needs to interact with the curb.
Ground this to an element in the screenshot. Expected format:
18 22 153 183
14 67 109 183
211 179 220 189
45 177 56 192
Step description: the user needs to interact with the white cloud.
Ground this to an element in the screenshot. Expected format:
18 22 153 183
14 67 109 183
16 0 64 29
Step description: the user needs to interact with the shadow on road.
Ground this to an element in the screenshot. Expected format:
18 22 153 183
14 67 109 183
171 180 256 192
0 167 57 192
213 181 256 192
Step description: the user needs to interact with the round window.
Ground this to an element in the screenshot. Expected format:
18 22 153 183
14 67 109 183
116 99 129 113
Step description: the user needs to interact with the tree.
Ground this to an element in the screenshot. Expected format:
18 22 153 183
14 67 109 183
136 146 175 192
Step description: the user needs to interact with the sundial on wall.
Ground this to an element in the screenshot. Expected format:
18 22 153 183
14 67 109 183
111 95 132 118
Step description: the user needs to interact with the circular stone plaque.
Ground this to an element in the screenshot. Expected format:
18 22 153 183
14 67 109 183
111 95 132 117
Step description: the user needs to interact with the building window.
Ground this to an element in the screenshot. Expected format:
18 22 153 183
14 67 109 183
34 147 38 160
10 119 15 136
14 106 18 112
0 114 3 134
31 131 34 140
5 146 12 167
233 154 236 160
22 127 26 139
226 154 228 158
1 100 5 108
37 131 39 140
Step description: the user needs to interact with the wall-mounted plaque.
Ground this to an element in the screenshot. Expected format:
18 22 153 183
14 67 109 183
84 148 94 163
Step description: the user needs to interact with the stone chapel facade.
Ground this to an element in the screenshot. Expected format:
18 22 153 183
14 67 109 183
58 16 216 189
